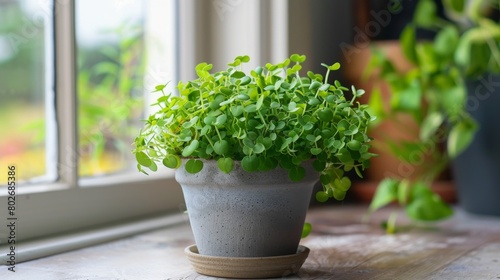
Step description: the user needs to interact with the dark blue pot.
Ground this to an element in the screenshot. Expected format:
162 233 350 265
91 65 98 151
452 74 500 216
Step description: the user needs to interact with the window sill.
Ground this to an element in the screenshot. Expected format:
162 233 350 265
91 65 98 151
0 211 187 265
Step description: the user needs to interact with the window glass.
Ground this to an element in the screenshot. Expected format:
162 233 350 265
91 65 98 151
0 0 55 184
76 0 147 177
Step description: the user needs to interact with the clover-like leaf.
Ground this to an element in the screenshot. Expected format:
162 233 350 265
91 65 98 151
217 158 234 174
185 159 203 174
242 155 259 172
214 140 229 155
163 154 181 169
136 151 152 167
316 191 329 202
289 166 306 182
329 62 340 71
182 140 200 157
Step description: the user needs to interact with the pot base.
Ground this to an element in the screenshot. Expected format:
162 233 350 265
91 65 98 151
184 244 310 278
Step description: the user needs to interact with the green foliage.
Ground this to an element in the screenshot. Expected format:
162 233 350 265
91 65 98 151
301 222 312 238
368 0 500 230
369 178 452 222
133 54 375 202
78 26 145 162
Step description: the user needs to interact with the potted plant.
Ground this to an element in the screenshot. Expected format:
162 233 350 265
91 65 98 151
132 54 374 277
344 0 456 204
366 0 500 231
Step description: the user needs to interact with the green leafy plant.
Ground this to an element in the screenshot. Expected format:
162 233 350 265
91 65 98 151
366 0 500 231
133 54 376 201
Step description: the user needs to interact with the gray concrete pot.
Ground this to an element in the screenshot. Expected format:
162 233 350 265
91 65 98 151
175 159 319 258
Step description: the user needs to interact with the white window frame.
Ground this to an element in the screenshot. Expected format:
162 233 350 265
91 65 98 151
0 0 183 243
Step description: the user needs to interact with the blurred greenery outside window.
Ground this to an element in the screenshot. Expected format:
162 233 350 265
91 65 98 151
0 0 150 183
76 0 147 177
0 0 54 183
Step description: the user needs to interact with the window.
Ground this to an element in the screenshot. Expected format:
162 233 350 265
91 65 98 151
76 0 146 177
0 0 182 243
0 0 56 184
0 0 290 248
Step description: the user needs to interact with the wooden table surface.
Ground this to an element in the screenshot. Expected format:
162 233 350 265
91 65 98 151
2 204 500 279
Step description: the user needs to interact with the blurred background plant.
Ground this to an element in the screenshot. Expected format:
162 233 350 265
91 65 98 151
365 0 500 231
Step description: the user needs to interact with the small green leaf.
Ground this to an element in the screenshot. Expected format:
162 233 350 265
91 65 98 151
230 105 244 117
301 222 312 238
182 139 200 157
217 158 234 174
308 97 321 106
185 159 203 174
242 155 259 172
414 0 437 28
369 178 398 211
149 161 158 172
310 147 322 155
320 173 331 185
136 152 152 167
329 62 341 71
244 104 257 113
447 119 477 158
317 108 333 122
204 116 216 125
213 140 229 155
420 112 444 141
443 0 465 13
347 140 361 151
240 76 251 86
243 138 254 148
256 94 264 110
319 84 330 91
316 191 329 202
313 160 326 172
391 79 421 112
338 177 351 191
289 166 306 182
155 84 166 91
332 189 346 200
237 94 250 100
215 114 227 126
400 25 417 63
406 195 453 221
253 143 266 154
354 166 363 178
163 155 181 169
397 180 410 205
231 71 245 78
434 26 459 57
355 89 365 97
